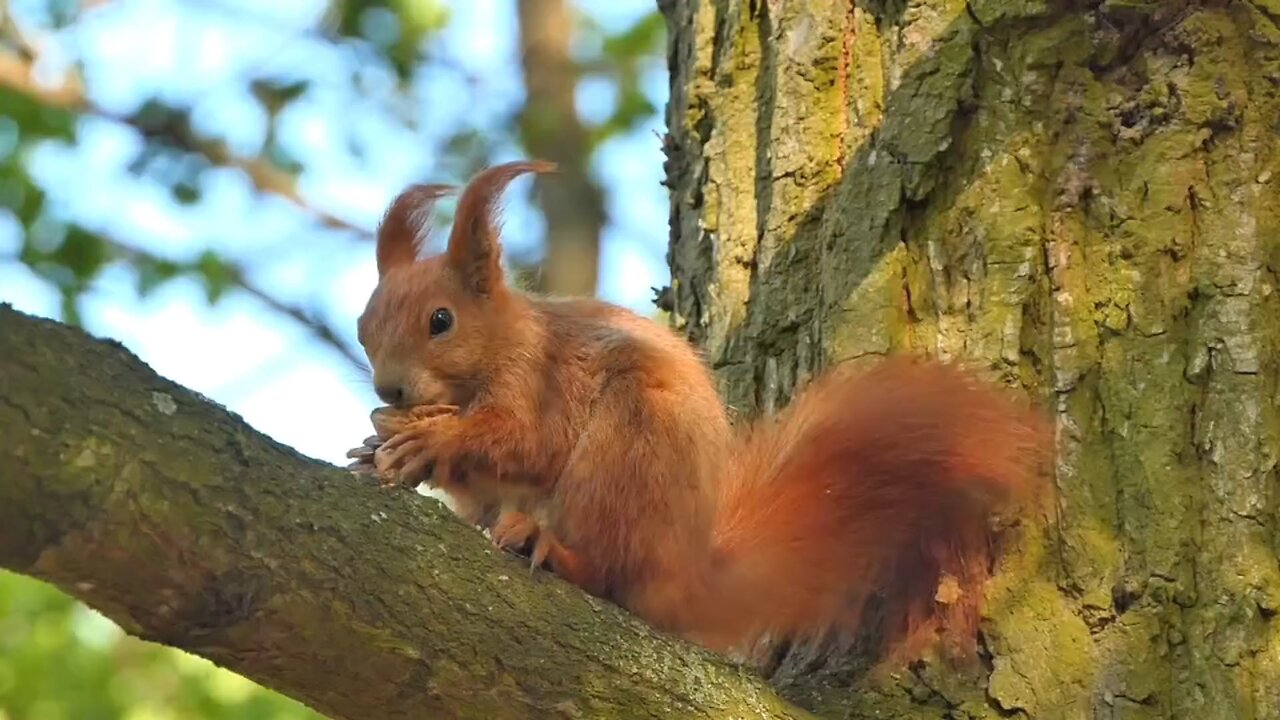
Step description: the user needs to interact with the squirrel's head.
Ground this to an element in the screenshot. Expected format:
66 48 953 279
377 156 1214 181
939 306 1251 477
357 160 555 409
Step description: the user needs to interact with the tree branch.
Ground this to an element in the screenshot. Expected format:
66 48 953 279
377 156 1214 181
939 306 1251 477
0 52 359 234
0 49 367 369
94 234 368 371
0 304 813 720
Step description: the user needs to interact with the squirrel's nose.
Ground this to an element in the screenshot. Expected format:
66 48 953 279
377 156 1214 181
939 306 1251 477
375 384 405 406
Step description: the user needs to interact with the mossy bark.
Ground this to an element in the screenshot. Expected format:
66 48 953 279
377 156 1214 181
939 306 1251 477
661 0 1280 718
0 305 814 720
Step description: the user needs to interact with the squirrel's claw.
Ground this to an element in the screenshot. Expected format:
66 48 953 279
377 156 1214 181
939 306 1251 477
529 533 553 573
373 432 420 469
397 452 435 488
373 424 451 489
490 510 559 575
492 510 539 552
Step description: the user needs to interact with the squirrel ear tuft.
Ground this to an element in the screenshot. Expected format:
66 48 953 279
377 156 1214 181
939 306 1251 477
447 160 557 295
375 184 456 278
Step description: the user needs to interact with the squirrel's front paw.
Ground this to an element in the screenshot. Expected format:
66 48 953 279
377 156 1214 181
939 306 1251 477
372 434 432 488
370 404 459 438
352 404 460 489
373 414 459 488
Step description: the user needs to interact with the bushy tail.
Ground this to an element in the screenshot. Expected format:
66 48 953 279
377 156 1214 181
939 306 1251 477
695 357 1050 662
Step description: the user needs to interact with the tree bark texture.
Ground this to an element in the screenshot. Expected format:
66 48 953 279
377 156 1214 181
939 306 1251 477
0 305 812 720
661 0 1280 718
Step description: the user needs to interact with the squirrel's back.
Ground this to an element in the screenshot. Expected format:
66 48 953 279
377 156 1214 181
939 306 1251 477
530 296 729 431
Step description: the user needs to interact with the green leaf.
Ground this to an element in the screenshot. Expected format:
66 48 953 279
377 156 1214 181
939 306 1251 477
136 257 183 297
0 173 30 223
601 12 665 62
172 179 202 205
0 89 76 142
395 0 450 36
249 79 312 116
194 251 239 304
53 228 111 283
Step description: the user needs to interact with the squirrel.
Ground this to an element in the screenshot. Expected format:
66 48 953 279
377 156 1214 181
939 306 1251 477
345 160 1050 667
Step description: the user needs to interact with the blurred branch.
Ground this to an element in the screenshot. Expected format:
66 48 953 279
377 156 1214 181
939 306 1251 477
0 51 363 234
96 234 367 369
0 3 37 60
236 280 366 371
0 51 81 104
516 0 604 297
0 305 812 720
183 0 484 95
0 49 367 370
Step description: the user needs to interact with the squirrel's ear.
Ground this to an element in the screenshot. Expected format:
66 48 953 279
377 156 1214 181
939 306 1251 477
375 184 455 278
447 159 556 295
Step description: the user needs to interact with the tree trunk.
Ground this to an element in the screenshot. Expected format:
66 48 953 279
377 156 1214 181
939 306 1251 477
660 0 1280 718
517 0 605 296
0 305 812 720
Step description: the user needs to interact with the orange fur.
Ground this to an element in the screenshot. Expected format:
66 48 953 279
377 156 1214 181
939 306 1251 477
353 160 1051 667
374 184 455 276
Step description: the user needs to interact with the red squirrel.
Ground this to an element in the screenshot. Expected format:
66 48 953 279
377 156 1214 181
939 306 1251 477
346 160 1050 665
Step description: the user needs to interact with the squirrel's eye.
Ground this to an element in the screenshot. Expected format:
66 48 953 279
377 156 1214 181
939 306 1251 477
429 308 453 336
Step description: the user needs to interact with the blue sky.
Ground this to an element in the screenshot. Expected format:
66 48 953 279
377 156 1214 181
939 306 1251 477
1 0 670 465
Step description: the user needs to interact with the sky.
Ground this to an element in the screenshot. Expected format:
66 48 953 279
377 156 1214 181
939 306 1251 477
0 0 670 466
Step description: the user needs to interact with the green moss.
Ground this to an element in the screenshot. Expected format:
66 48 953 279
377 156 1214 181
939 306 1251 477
986 580 1094 716
967 0 1051 26
825 245 911 363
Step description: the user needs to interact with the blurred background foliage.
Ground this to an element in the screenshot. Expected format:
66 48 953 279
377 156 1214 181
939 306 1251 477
0 572 322 720
1 0 667 717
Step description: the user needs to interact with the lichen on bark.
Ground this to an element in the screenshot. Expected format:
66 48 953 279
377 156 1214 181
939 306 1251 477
662 0 1280 717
